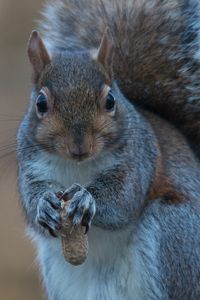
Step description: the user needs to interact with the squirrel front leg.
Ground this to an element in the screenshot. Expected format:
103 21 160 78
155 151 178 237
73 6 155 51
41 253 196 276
19 176 65 237
62 164 146 231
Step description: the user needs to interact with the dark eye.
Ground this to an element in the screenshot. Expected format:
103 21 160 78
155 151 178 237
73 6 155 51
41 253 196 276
105 91 116 111
36 91 48 114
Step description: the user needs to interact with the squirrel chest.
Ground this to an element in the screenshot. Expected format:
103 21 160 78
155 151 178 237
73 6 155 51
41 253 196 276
30 151 147 300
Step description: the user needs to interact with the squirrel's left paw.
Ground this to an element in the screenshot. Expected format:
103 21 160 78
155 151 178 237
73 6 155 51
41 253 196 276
62 184 96 233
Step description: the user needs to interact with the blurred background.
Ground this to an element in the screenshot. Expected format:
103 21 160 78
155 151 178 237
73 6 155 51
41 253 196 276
0 0 45 299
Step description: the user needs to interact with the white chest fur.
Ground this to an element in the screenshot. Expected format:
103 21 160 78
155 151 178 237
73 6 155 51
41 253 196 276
31 216 163 300
30 150 119 189
33 227 144 300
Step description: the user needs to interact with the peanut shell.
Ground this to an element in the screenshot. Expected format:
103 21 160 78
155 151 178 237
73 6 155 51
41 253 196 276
60 200 88 266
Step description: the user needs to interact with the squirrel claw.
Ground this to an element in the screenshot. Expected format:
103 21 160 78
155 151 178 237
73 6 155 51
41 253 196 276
61 184 82 201
62 184 96 232
84 222 91 234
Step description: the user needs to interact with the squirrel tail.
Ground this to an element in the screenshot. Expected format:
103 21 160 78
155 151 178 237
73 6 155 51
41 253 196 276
40 0 200 157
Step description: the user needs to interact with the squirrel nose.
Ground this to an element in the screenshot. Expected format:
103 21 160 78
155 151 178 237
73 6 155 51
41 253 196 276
69 144 90 159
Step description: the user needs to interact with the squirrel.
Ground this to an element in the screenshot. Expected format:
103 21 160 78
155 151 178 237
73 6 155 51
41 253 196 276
17 0 200 300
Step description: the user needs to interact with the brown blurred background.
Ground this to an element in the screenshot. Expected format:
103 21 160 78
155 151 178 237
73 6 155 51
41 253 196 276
0 1 45 299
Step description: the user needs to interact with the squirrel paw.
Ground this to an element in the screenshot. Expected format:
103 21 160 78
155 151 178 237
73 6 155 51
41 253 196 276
36 191 62 237
62 184 96 233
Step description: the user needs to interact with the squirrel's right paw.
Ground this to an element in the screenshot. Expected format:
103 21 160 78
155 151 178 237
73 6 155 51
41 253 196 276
36 191 62 237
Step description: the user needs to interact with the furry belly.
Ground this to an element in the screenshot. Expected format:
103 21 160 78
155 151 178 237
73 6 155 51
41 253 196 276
32 227 141 300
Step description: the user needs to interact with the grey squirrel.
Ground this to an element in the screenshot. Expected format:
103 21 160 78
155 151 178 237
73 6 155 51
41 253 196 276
17 0 200 299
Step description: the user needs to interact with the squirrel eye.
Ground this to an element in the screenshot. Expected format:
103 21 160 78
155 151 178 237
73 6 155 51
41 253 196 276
106 91 116 112
36 91 48 114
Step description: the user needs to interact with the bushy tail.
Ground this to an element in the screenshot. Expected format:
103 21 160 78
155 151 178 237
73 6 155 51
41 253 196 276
40 0 200 157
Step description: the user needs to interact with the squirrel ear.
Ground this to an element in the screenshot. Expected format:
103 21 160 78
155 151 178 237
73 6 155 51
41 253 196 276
97 28 114 83
27 30 51 80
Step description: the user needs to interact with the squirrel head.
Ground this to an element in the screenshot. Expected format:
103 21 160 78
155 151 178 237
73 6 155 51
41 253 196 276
27 29 126 161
